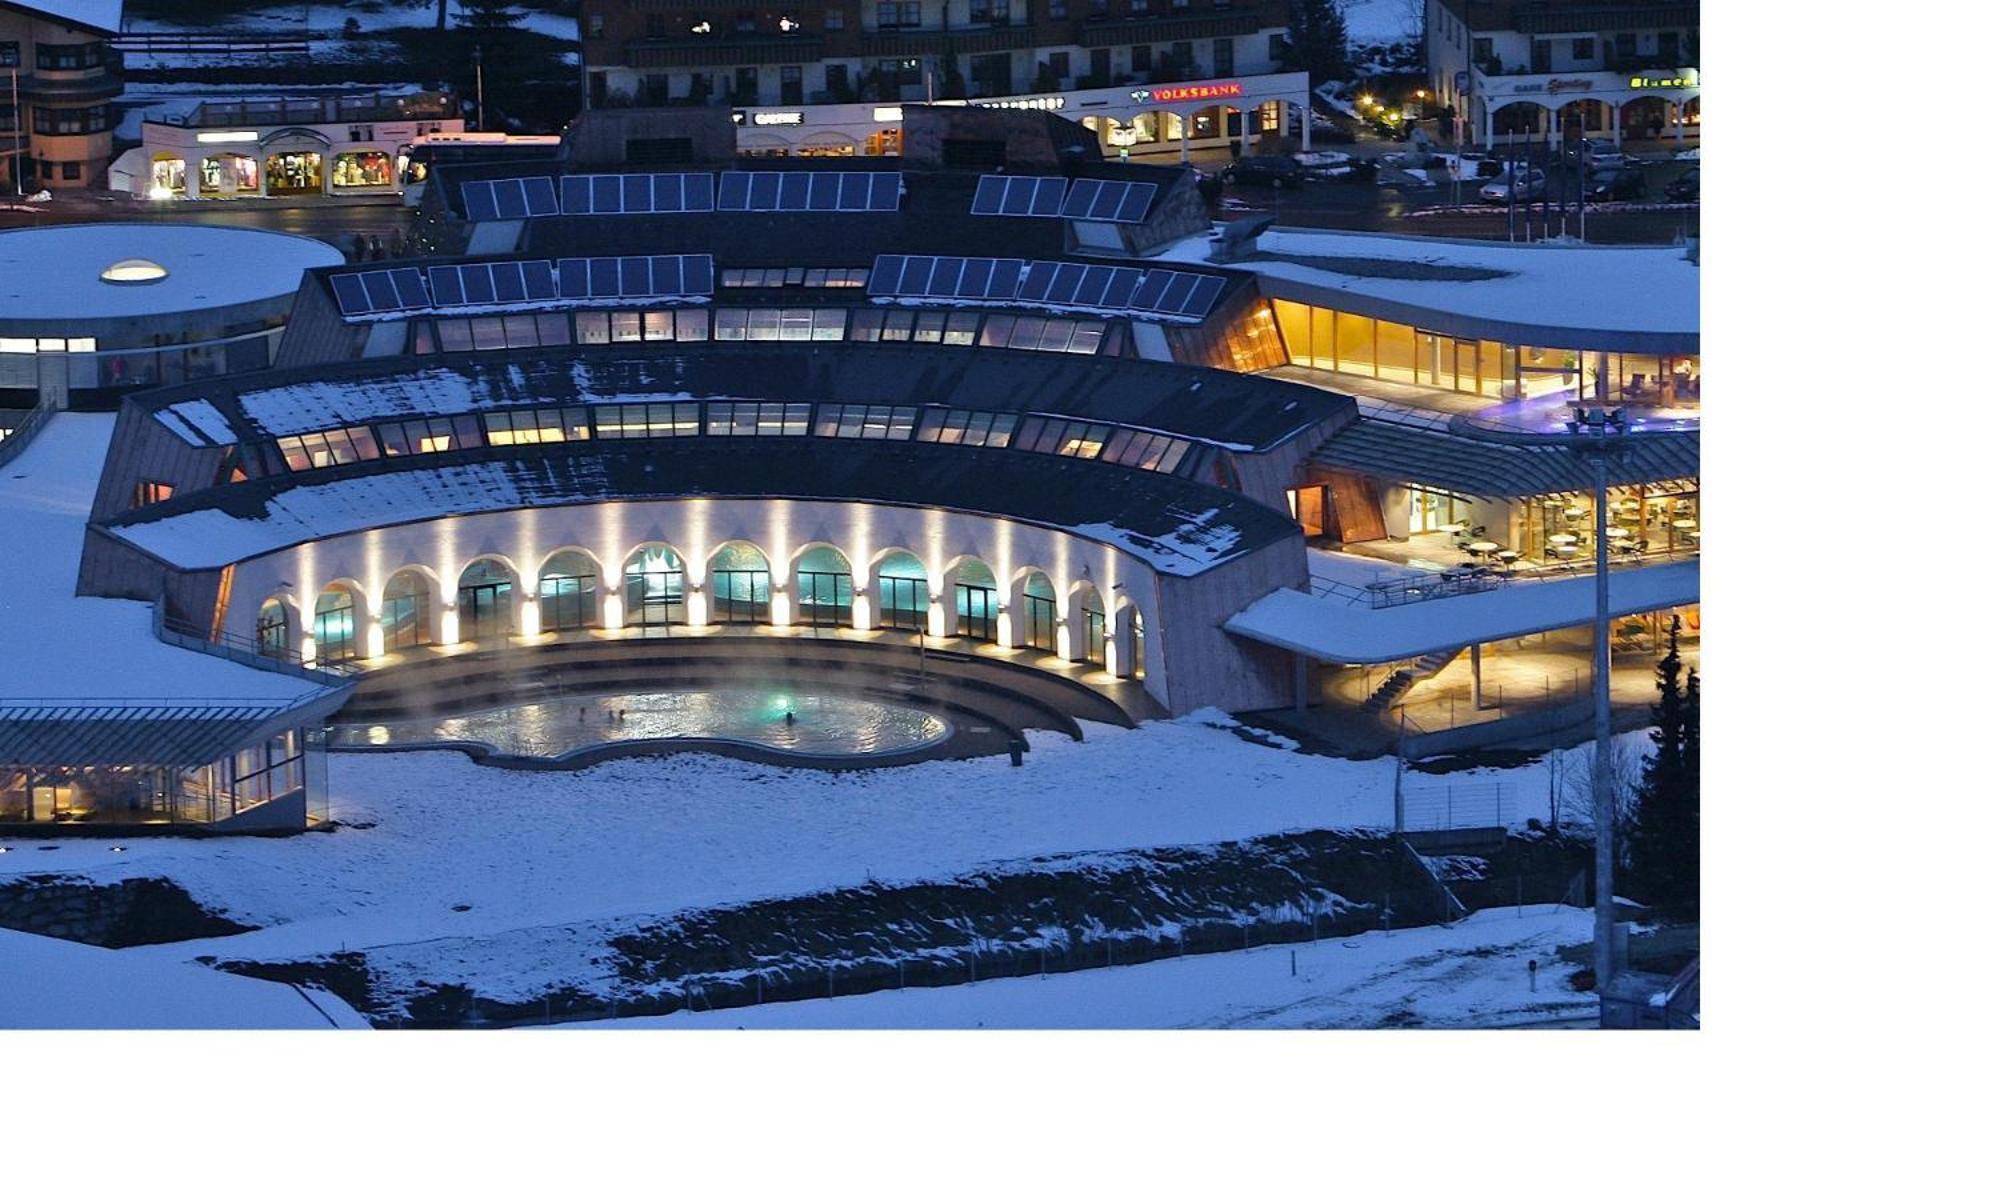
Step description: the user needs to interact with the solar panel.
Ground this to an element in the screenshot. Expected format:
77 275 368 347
388 267 431 309
591 175 623 215
491 178 528 220
926 256 965 298
1046 262 1088 306
1018 260 1059 303
868 255 905 293
971 175 1069 218
717 171 900 212
523 176 559 215
459 180 499 222
329 273 373 315
561 176 591 214
360 272 402 311
552 255 715 301
1125 269 1227 318
1179 274 1225 316
1059 178 1157 223
717 171 751 211
682 172 716 211
1099 267 1143 309
1113 181 1157 222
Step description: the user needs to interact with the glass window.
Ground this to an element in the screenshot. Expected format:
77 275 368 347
436 319 474 352
879 310 915 342
978 315 1016 347
848 310 884 342
610 311 644 342
713 309 748 340
944 312 981 345
911 311 947 343
643 311 675 341
813 308 846 340
676 309 710 341
574 312 610 344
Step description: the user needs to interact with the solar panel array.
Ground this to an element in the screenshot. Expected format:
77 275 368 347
559 172 715 215
868 255 1224 320
717 170 900 212
554 254 715 300
969 175 1069 218
329 267 432 316
458 177 561 222
331 255 715 317
428 261 558 307
1057 178 1158 223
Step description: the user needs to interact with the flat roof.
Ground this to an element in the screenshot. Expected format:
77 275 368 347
2 0 121 34
0 415 333 705
1224 558 1700 664
103 439 1300 577
0 225 345 325
1156 227 1699 351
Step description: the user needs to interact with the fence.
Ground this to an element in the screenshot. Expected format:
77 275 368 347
0 396 57 471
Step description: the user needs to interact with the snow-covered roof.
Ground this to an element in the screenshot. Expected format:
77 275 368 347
105 440 1295 577
1158 227 1698 350
4 0 122 35
0 224 342 325
1225 558 1700 663
0 929 369 1030
0 415 331 704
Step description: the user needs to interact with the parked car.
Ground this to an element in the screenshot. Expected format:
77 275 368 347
1222 155 1308 188
1664 166 1699 202
1585 167 1646 201
1582 138 1630 170
1478 167 1546 203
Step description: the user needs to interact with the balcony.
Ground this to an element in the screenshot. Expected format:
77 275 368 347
1074 11 1272 48
626 34 827 69
857 25 1037 57
12 53 124 102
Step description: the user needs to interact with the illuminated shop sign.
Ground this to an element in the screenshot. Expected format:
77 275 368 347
1130 81 1245 104
195 130 260 143
752 111 804 125
1630 70 1700 89
975 95 1065 111
873 106 904 122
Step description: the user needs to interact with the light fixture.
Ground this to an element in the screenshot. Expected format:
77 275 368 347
101 259 169 285
692 20 712 33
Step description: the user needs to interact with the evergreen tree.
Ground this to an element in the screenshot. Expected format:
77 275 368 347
938 47 968 100
1282 0 1351 86
1626 617 1701 910
456 0 520 34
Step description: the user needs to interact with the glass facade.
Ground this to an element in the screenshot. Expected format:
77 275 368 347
708 543 771 624
875 550 928 633
1272 298 1700 406
623 546 687 629
795 545 853 628
456 560 515 641
2 728 322 828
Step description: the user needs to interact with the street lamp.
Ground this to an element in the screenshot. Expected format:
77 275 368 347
1563 404 1631 995
1450 394 1688 999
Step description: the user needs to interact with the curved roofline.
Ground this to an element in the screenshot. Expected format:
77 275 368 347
100 439 1300 577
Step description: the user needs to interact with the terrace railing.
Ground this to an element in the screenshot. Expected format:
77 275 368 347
153 606 358 687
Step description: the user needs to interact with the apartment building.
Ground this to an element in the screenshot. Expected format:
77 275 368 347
0 0 124 190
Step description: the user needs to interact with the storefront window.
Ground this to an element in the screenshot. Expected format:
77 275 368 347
266 151 323 195
200 153 258 194
150 156 185 195
332 150 394 188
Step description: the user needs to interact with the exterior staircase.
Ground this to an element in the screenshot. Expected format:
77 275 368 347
1361 647 1466 714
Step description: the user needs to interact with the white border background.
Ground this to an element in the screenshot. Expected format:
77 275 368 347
10 5 1987 1194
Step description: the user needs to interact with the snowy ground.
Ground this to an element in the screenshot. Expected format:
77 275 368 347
569 908 1596 1030
5 712 1638 1018
1340 0 1423 47
0 928 369 1029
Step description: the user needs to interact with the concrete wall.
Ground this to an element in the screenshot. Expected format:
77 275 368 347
1154 533 1307 713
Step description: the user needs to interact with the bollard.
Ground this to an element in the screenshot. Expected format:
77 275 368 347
1291 950 1297 978
1009 738 1025 767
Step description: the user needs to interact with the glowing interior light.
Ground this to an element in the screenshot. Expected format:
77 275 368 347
100 258 168 284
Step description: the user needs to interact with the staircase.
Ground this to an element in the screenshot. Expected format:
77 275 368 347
1361 647 1465 714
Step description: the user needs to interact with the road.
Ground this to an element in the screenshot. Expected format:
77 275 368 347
0 194 414 254
2 155 1695 249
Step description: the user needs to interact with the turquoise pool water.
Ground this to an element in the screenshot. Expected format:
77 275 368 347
333 686 952 760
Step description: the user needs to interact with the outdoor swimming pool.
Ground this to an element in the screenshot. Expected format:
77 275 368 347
332 687 953 761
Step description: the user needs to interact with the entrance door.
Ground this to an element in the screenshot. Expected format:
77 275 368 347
798 571 853 628
458 582 511 640
1023 594 1057 653
711 569 770 624
955 584 996 642
878 574 927 632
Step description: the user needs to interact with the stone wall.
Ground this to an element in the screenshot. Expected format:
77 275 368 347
0 875 254 948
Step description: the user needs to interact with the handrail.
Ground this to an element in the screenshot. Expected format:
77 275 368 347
0 395 60 470
152 605 356 687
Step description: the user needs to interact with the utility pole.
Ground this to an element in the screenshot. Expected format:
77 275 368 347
9 67 21 197
474 43 486 132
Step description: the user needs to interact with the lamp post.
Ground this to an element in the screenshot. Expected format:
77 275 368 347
1563 404 1631 993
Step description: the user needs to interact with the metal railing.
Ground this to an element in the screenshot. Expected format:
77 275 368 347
153 607 357 687
0 395 58 470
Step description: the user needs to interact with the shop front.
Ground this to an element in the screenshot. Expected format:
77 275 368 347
720 72 1310 161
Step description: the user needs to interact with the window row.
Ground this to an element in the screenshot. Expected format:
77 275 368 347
719 267 869 288
409 307 1124 358
259 403 1186 474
